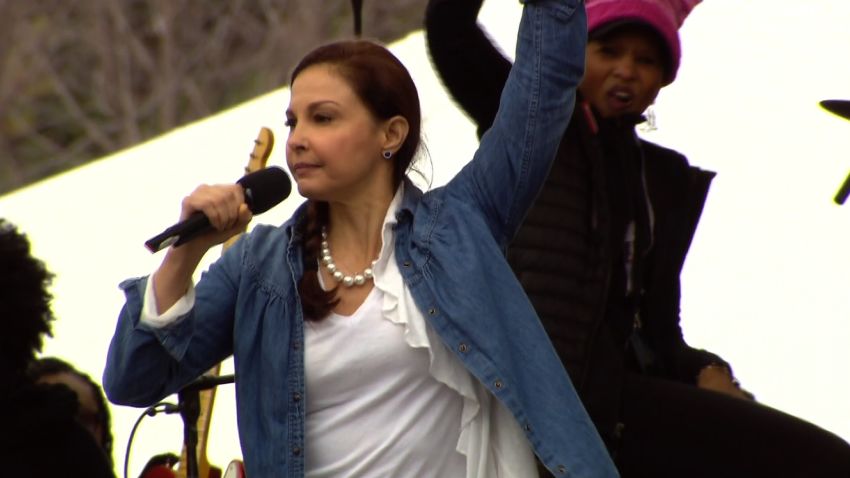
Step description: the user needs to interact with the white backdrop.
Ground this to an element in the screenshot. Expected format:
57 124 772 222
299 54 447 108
1 1 849 476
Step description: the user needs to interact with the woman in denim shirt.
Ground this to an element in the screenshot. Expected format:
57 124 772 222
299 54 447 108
104 1 617 476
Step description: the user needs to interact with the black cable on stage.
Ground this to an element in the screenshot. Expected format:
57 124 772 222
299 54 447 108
123 401 180 478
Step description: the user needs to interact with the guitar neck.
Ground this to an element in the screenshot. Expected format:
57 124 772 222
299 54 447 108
175 127 275 478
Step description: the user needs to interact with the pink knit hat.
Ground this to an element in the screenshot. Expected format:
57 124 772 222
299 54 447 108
586 0 701 84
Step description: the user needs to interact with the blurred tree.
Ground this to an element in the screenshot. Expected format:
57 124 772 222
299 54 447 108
0 0 426 195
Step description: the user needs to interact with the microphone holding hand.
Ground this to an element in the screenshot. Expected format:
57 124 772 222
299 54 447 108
145 166 291 253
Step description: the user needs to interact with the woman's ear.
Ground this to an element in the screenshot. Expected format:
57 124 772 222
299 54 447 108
382 115 409 154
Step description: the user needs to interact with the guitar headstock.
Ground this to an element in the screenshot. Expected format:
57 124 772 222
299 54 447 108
220 127 276 252
245 127 275 175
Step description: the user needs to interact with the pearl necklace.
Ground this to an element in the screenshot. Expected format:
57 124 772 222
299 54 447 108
320 227 377 287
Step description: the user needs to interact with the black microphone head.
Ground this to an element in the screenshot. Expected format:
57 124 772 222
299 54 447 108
821 99 850 121
237 166 292 214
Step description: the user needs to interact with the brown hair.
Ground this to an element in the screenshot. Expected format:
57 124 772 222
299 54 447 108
291 40 422 320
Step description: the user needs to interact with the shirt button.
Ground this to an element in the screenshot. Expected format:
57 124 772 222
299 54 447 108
292 341 301 350
293 447 302 456
557 465 567 475
403 260 411 268
293 392 301 402
428 307 437 316
494 380 504 390
458 343 469 353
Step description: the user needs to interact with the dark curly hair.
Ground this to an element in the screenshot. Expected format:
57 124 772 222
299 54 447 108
0 218 55 384
28 356 114 463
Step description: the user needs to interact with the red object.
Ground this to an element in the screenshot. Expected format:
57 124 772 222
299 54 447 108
140 466 176 478
223 460 246 478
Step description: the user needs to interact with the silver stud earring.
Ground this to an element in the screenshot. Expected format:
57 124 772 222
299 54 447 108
382 150 393 159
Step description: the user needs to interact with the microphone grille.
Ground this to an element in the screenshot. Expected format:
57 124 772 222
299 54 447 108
237 166 292 214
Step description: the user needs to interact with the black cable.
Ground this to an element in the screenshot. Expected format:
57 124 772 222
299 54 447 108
351 0 363 36
123 402 179 478
122 376 236 478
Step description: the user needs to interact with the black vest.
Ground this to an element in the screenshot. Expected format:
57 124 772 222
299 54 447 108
506 102 714 445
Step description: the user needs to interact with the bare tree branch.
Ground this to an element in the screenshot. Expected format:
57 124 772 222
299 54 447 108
0 0 428 195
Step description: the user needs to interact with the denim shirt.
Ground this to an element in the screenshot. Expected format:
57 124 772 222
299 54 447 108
104 1 618 476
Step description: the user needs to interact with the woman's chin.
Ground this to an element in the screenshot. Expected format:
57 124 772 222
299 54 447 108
295 183 330 202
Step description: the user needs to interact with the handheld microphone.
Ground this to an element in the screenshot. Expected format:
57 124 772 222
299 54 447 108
145 166 291 253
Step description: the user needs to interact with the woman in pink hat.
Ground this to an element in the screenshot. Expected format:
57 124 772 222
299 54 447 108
426 0 850 476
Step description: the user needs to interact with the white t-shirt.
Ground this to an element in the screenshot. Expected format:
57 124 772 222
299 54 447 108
304 286 466 477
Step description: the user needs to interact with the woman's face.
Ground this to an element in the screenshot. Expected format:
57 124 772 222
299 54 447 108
285 64 395 203
579 28 666 119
